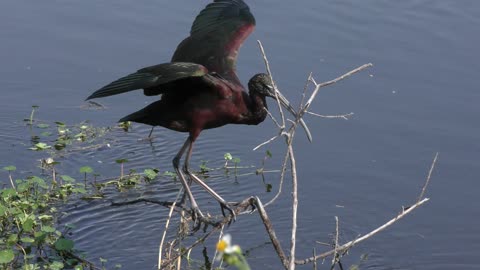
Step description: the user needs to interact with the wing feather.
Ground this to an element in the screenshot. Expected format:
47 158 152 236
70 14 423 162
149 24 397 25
86 62 208 100
172 0 255 83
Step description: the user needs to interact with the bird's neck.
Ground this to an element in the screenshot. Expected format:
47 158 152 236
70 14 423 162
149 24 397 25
243 92 268 125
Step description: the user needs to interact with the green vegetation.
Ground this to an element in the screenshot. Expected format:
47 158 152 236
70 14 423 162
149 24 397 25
1 106 275 269
0 165 87 269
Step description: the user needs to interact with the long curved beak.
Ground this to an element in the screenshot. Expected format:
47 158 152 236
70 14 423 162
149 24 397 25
274 90 313 142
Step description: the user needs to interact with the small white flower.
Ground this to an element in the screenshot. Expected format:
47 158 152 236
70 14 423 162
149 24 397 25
45 158 55 165
216 234 240 261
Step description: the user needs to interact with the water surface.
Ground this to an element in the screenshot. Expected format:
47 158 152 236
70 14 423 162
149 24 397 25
1 0 479 269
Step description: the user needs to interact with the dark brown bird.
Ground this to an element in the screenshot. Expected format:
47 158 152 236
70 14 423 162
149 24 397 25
86 0 311 221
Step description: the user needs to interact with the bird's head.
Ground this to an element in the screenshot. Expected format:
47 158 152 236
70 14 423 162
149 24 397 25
248 73 313 142
248 73 275 98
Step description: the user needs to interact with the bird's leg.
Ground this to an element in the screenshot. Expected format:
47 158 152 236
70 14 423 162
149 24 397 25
148 126 155 139
179 177 193 206
183 138 236 221
173 137 204 223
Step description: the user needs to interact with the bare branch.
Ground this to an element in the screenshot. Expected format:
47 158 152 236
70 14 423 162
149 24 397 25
331 216 339 268
295 197 430 265
418 152 439 202
264 107 283 129
253 197 289 269
288 143 298 270
253 135 279 151
212 225 225 269
302 63 373 116
257 40 286 128
306 111 354 120
158 191 182 269
299 72 313 110
265 147 290 207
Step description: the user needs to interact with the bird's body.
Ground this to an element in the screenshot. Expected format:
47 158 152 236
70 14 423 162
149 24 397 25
87 0 311 222
120 71 267 138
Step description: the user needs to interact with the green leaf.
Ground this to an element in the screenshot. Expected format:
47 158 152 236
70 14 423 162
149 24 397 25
224 153 233 161
79 166 93 174
41 226 56 233
54 238 74 251
144 169 158 180
72 187 87 194
37 123 50 129
20 237 35 243
22 218 34 232
266 150 272 158
349 264 359 270
7 234 18 245
0 205 5 216
34 231 46 243
29 142 51 151
163 171 176 177
40 131 52 137
38 215 53 220
74 265 84 270
1 188 17 198
0 249 14 263
3 166 16 172
60 175 76 183
233 157 241 164
49 261 64 270
115 159 129 164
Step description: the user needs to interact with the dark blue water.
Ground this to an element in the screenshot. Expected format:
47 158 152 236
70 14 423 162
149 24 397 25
1 0 479 269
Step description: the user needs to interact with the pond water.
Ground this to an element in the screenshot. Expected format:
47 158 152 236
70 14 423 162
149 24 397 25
1 0 479 269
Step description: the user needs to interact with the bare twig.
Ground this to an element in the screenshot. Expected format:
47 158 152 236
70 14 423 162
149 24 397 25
295 197 430 265
302 64 373 116
8 172 16 190
288 142 298 270
253 135 279 151
295 154 439 265
299 72 313 110
418 152 439 202
158 202 176 269
158 190 182 269
159 197 258 268
331 216 340 268
212 225 225 269
253 197 289 269
307 111 354 120
264 107 283 129
257 40 287 128
161 226 220 268
264 147 290 207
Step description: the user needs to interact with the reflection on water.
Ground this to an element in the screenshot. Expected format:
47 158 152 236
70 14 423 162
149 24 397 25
1 0 480 269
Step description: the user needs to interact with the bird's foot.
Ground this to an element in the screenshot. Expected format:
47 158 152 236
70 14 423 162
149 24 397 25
220 201 238 224
247 201 256 213
190 207 209 231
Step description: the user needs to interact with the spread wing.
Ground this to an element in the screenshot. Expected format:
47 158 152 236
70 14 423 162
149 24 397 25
86 62 208 100
172 0 256 85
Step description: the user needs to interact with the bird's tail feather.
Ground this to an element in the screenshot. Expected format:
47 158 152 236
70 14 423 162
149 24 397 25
119 109 149 124
118 100 162 126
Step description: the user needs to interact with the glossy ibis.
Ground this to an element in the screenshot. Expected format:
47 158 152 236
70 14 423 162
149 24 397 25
87 0 312 221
